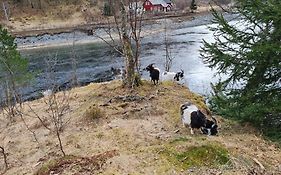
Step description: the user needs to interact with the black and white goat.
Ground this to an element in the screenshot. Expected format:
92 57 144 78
162 70 185 84
180 102 218 136
145 64 160 85
111 67 125 80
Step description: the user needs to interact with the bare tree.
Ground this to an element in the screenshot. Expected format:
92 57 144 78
164 19 173 72
42 55 72 156
70 31 79 87
2 1 9 21
128 0 144 73
93 0 144 88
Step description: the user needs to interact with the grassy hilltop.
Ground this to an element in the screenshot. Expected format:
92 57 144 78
0 80 280 174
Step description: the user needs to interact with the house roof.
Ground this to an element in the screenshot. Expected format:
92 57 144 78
163 0 172 3
149 0 169 5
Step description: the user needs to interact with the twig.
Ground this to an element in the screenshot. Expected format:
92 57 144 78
0 146 8 172
24 103 51 130
252 158 265 170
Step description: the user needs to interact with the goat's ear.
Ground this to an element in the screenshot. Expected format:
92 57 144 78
197 110 205 116
181 69 184 73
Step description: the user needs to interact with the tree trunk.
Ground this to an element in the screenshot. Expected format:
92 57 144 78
123 35 135 87
120 0 135 88
2 2 9 21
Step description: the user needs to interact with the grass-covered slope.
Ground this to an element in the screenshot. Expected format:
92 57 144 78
0 80 280 174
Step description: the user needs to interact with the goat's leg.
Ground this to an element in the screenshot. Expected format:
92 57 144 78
190 128 194 135
207 129 211 136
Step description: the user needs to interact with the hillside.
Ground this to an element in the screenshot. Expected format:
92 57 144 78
0 0 230 36
0 80 280 174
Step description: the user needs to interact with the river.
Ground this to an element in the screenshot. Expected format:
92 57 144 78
9 13 238 101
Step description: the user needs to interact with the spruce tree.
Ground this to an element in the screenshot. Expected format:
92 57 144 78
201 0 281 140
0 25 31 118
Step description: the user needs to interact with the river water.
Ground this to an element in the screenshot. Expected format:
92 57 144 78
11 13 237 101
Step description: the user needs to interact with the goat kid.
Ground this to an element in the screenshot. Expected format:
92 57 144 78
180 102 218 136
145 64 160 85
162 69 185 84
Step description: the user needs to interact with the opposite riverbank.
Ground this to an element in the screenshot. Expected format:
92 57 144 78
5 5 213 38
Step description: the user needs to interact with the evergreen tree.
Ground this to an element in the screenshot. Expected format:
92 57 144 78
0 25 31 117
201 1 281 140
190 0 197 12
103 1 112 16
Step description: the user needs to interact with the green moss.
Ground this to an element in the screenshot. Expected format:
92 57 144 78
36 159 57 175
161 144 230 169
169 137 191 144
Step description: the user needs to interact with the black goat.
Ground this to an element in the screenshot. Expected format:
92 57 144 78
145 64 160 85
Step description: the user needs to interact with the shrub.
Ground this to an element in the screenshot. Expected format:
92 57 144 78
84 105 104 121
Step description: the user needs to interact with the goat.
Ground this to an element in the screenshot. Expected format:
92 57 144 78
42 89 53 97
145 64 160 85
180 102 218 135
111 67 125 80
162 69 185 84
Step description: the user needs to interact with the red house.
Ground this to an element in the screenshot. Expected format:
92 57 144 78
143 0 172 12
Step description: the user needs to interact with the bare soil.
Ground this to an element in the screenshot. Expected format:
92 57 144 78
0 80 280 175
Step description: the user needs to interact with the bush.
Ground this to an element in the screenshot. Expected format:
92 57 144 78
84 105 104 121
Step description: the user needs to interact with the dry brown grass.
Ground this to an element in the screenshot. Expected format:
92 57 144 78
1 80 281 175
83 104 104 121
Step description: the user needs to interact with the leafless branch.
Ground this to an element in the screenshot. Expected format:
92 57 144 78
41 54 73 156
23 103 51 130
93 32 124 56
0 146 8 173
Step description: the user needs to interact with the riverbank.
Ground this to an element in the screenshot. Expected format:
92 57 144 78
16 9 235 51
12 3 238 51
6 5 212 38
0 80 280 174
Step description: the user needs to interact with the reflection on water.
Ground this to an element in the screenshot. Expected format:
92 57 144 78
17 42 123 101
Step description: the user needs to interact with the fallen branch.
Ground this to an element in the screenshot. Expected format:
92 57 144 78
0 146 8 172
252 158 265 170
